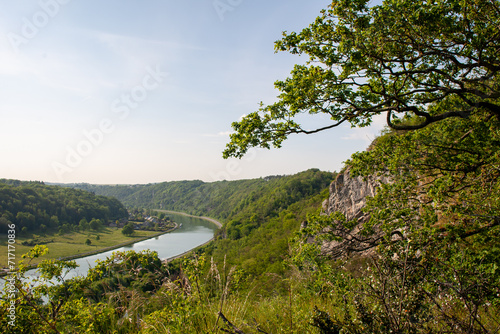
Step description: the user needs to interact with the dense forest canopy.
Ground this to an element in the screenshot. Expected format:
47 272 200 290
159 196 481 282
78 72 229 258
0 179 128 234
67 169 334 225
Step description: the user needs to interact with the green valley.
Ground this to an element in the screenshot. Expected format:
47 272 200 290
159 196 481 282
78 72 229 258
1 0 500 333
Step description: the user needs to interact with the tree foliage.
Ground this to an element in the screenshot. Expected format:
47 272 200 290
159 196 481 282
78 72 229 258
346 114 500 239
225 0 500 331
291 106 500 333
71 169 334 229
122 222 135 236
0 180 128 235
223 0 500 159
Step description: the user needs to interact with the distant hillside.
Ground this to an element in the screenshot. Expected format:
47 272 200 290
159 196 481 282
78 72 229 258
65 169 335 293
0 179 128 234
66 168 335 225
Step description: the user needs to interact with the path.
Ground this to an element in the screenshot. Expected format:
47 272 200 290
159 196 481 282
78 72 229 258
158 210 223 228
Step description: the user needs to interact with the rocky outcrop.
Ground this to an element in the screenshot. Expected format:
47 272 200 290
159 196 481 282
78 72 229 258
320 168 391 259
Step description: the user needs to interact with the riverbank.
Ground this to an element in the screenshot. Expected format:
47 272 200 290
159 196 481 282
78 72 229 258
157 210 223 262
0 223 179 277
52 222 179 263
1 212 222 277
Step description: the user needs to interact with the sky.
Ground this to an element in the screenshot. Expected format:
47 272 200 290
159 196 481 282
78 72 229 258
0 0 385 185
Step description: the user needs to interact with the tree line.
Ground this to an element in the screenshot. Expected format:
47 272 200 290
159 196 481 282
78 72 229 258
0 180 128 235
69 169 334 240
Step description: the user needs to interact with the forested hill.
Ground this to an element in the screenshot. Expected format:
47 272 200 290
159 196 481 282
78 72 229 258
67 168 334 221
66 169 335 285
0 179 128 234
66 169 334 237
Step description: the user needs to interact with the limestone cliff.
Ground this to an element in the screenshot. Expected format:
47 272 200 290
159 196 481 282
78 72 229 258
319 168 391 259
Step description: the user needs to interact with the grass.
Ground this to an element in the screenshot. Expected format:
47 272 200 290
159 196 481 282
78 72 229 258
0 228 161 269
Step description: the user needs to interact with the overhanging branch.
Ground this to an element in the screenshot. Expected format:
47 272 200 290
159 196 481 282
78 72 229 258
387 107 468 130
293 118 348 134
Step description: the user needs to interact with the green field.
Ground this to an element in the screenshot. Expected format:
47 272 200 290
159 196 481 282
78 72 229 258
0 228 160 269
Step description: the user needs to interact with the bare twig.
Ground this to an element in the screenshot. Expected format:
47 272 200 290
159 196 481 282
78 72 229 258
218 311 246 334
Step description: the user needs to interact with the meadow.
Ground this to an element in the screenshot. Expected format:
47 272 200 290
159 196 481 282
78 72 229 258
0 227 159 269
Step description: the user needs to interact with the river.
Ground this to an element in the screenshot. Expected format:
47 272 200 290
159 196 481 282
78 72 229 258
1 212 219 286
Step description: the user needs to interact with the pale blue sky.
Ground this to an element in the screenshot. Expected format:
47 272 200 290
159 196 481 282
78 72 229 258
0 0 385 184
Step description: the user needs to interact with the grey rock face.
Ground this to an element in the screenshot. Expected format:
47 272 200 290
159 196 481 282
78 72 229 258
320 169 390 259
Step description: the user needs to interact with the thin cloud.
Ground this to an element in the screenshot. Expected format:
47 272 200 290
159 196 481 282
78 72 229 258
341 114 386 143
201 131 234 138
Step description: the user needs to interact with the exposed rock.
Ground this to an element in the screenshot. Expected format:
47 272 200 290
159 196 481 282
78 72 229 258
320 168 391 259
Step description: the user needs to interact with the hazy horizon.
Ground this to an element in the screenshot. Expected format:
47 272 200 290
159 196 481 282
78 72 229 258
0 0 385 185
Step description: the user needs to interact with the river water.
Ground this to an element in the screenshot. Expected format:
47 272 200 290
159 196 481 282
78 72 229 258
1 212 218 286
